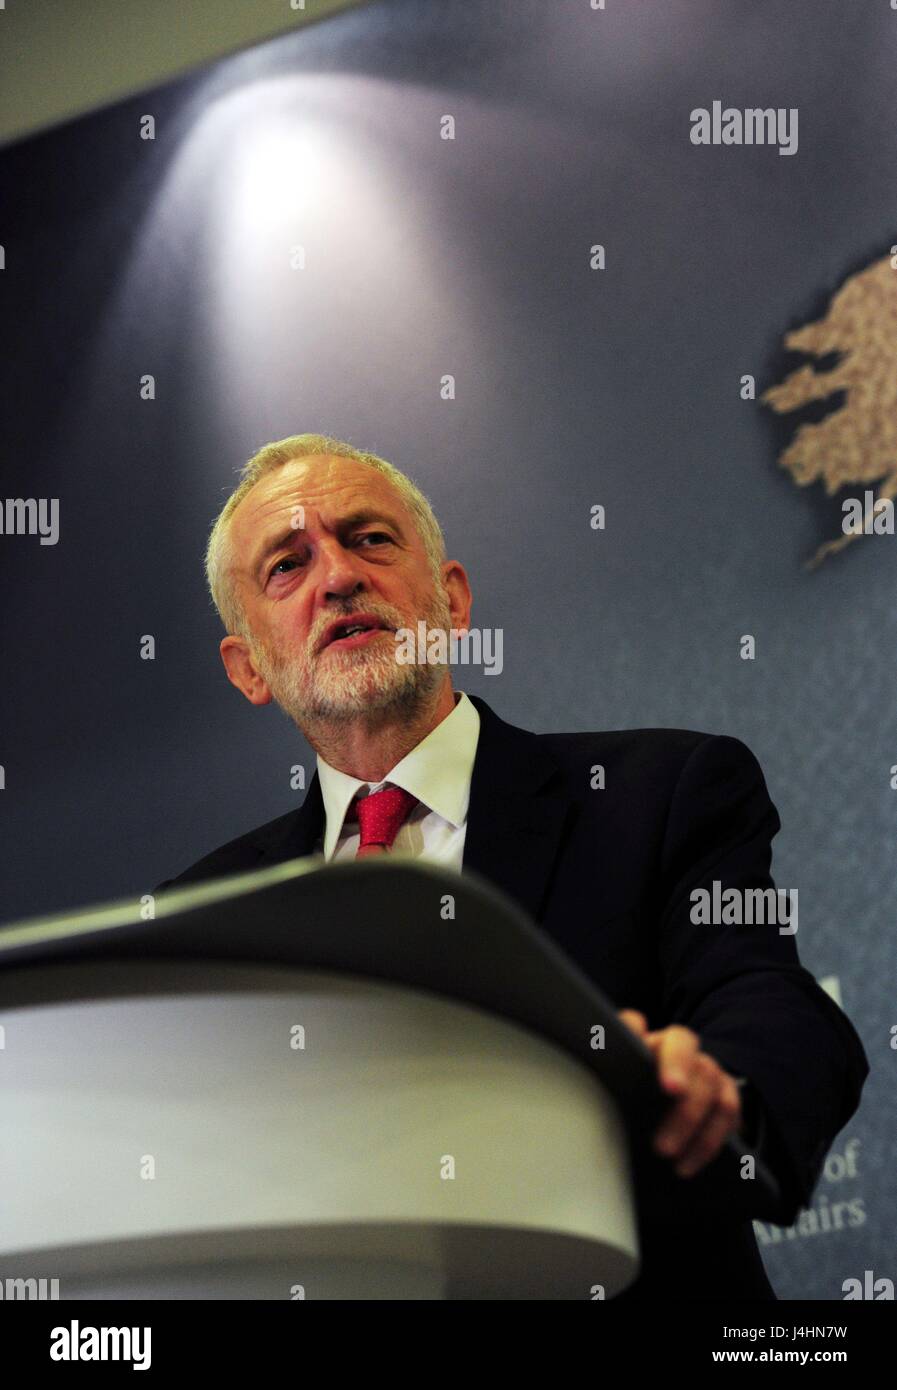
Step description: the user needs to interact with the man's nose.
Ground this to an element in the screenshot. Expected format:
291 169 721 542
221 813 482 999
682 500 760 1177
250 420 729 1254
315 539 368 600
325 578 365 604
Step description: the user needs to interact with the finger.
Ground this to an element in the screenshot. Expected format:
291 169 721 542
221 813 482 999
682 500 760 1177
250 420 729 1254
654 1054 720 1158
654 1026 701 1093
674 1075 743 1178
619 1009 649 1037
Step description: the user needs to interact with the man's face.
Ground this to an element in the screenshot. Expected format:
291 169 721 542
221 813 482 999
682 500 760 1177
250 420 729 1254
222 455 466 726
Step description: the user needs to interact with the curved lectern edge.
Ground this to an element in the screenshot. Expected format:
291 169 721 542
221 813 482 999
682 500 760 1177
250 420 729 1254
0 855 784 1222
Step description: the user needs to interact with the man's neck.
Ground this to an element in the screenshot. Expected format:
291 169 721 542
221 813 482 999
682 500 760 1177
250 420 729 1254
306 680 459 783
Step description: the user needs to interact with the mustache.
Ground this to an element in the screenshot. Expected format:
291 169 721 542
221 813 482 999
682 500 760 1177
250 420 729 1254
309 601 404 652
310 595 453 651
254 595 451 670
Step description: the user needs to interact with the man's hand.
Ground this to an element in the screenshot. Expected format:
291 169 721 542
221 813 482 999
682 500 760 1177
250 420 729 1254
619 1009 743 1178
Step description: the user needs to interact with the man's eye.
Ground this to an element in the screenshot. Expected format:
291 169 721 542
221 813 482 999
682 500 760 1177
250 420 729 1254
269 535 390 579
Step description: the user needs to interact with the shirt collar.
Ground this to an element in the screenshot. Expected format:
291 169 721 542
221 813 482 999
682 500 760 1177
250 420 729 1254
315 690 480 862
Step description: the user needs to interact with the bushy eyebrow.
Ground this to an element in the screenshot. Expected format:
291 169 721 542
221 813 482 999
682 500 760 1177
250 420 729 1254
252 508 407 580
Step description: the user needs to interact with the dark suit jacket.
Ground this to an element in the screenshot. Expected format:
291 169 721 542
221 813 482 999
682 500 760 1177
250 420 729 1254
157 694 869 1301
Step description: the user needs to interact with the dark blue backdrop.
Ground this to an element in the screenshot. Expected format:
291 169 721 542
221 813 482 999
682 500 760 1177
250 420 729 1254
0 0 890 1299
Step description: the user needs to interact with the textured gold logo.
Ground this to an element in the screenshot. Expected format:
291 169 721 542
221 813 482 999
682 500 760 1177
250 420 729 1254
763 253 897 568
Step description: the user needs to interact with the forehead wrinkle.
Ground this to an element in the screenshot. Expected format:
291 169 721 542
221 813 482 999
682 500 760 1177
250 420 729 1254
232 465 415 584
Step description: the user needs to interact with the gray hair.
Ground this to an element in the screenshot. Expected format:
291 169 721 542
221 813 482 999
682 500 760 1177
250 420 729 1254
205 434 448 637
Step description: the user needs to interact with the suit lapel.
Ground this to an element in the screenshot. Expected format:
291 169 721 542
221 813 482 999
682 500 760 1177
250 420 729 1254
461 695 575 922
257 693 575 925
262 769 325 863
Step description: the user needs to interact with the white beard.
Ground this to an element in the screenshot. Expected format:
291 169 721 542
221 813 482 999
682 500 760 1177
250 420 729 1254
250 588 452 729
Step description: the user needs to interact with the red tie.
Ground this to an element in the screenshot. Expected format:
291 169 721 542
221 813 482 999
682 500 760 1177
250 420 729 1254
351 785 420 858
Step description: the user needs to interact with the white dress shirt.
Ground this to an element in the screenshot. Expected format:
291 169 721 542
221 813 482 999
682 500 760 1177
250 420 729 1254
313 690 480 868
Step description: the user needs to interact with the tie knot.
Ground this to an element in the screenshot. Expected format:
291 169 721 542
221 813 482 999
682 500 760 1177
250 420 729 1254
352 785 419 854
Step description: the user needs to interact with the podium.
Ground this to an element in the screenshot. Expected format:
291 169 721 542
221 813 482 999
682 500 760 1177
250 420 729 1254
0 857 783 1299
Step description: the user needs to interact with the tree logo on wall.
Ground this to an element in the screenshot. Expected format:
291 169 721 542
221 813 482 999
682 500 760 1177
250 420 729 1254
762 251 897 569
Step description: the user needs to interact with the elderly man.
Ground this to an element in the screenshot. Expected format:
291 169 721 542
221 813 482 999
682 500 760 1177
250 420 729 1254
158 432 868 1302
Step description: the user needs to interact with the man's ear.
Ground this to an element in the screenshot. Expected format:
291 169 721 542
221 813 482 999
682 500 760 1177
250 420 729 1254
220 634 274 706
441 560 473 632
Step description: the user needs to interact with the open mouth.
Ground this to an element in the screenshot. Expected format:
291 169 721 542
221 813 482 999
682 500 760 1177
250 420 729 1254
321 617 393 652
